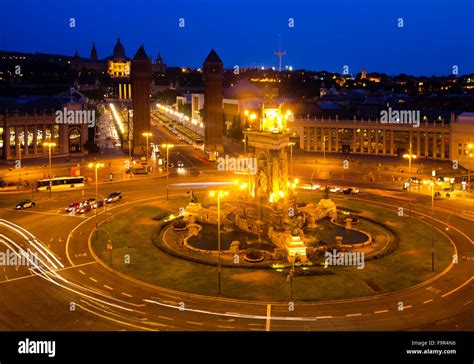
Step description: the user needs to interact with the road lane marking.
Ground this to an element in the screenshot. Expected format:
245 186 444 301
217 325 234 330
266 304 271 332
441 277 474 298
404 305 413 309
463 300 472 306
346 313 362 317
316 316 333 319
249 328 265 331
423 299 433 304
89 277 98 283
374 310 388 314
76 303 155 331
158 316 173 321
103 285 113 290
79 270 86 275
121 292 133 298
186 321 203 326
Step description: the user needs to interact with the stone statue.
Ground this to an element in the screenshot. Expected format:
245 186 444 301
257 169 268 195
188 189 199 203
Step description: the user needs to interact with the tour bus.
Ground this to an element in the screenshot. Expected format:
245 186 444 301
37 176 86 191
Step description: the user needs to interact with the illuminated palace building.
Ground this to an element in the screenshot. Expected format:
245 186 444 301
71 37 167 100
290 112 474 168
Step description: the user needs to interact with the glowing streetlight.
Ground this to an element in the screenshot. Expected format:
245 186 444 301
429 181 435 272
162 144 173 200
142 132 152 165
288 142 296 176
467 143 473 193
43 142 56 199
403 141 417 217
88 162 105 236
209 190 229 294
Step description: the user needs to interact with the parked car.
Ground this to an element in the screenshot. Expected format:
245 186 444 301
65 202 81 212
15 200 36 210
106 192 122 203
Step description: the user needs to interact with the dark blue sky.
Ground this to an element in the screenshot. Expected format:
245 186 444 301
2 0 473 75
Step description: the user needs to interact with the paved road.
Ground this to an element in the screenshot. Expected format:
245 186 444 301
0 107 472 331
0 171 472 331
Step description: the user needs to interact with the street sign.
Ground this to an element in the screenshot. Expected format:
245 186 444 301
15 160 21 169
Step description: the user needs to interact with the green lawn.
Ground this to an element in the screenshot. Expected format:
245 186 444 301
91 196 453 302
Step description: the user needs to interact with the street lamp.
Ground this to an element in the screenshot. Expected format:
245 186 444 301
43 142 56 199
88 162 105 237
209 190 229 294
288 142 295 177
126 107 132 161
162 144 173 200
142 132 152 166
429 181 435 272
467 143 472 193
242 138 247 155
403 142 417 217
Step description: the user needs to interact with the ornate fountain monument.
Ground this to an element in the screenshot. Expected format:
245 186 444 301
182 94 337 263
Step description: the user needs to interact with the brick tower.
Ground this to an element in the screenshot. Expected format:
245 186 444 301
131 44 151 155
203 49 224 156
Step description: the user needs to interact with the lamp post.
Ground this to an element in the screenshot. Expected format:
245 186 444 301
243 138 247 155
162 144 173 200
430 181 435 272
403 142 417 218
209 190 228 294
88 162 104 237
142 132 152 166
127 107 132 161
467 143 472 194
43 142 56 199
289 142 295 177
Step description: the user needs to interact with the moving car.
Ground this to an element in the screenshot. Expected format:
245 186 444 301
65 202 81 212
78 203 92 214
299 183 320 190
342 187 359 195
15 200 36 210
84 198 98 208
177 161 184 168
106 192 122 203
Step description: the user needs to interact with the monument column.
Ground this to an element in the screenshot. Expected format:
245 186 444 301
416 132 421 157
375 130 379 155
424 132 429 157
23 125 28 156
4 124 11 159
441 133 445 160
131 44 152 155
33 125 38 156
352 128 357 153
14 126 20 158
390 130 394 156
382 130 386 155
203 49 224 155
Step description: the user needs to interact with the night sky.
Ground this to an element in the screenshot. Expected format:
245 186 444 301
2 0 473 75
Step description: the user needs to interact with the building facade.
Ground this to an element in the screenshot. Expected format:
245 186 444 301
290 112 474 169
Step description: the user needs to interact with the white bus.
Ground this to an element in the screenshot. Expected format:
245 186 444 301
37 176 86 191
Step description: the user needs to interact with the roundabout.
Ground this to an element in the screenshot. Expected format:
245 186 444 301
0 175 472 331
